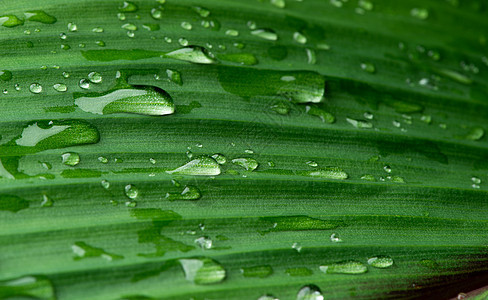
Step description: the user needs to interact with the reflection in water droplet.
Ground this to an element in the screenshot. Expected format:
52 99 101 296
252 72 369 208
88 72 102 83
330 233 342 242
179 257 226 284
195 236 213 249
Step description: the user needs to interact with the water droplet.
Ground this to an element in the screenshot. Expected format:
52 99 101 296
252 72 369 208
29 83 42 94
195 236 213 249
383 165 392 173
411 8 429 20
0 275 55 299
98 156 109 164
0 70 13 81
251 29 278 41
270 101 290 115
79 79 90 89
52 83 67 92
74 85 174 116
330 0 343 7
41 194 54 207
167 156 220 176
306 106 335 123
320 260 368 274
466 127 484 141
346 118 373 129
286 267 313 277
95 40 106 47
211 153 227 164
164 46 216 64
232 158 258 171
88 72 102 83
166 69 182 85
24 10 57 24
119 1 138 12
151 8 163 19
181 21 192 30
361 174 376 181
241 265 273 278
166 186 202 201
296 285 324 300
92 27 104 33
179 257 226 284
72 241 123 260
101 179 110 189
360 62 376 73
117 12 126 21
61 152 80 166
358 0 373 10
472 176 481 185
193 6 211 17
225 29 239 36
0 194 29 212
363 112 374 120
306 48 317 65
317 43 331 50
306 161 318 167
67 22 77 31
330 233 342 242
293 32 307 44
367 256 394 268
121 23 137 31
303 167 348 180
271 0 285 8
124 184 139 199
0 15 24 27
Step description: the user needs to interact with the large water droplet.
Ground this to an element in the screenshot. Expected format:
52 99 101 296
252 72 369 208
0 275 55 300
0 15 24 27
164 46 216 64
179 257 226 285
296 285 324 300
24 10 57 24
74 85 174 116
320 260 368 274
167 156 220 176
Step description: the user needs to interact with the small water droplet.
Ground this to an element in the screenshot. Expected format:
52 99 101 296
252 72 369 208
211 153 227 164
0 275 55 299
165 46 216 64
346 118 373 129
166 185 202 201
88 72 102 83
358 0 374 10
383 165 392 173
151 8 163 19
98 156 109 164
293 32 307 44
29 83 42 94
67 22 78 32
195 236 213 249
41 194 54 207
72 241 123 260
471 176 481 184
166 69 182 85
330 233 342 242
79 79 90 89
92 27 104 33
363 112 374 120
292 242 302 252
360 62 376 73
296 285 324 300
232 158 259 171
62 152 80 166
181 21 192 30
466 127 484 141
367 256 394 268
306 161 318 167
119 1 138 12
303 167 348 180
225 29 239 36
124 184 139 199
411 8 429 20
101 179 110 189
193 6 211 17
270 0 286 8
251 29 278 41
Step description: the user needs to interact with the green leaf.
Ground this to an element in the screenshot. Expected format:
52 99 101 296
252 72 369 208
1 0 488 299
